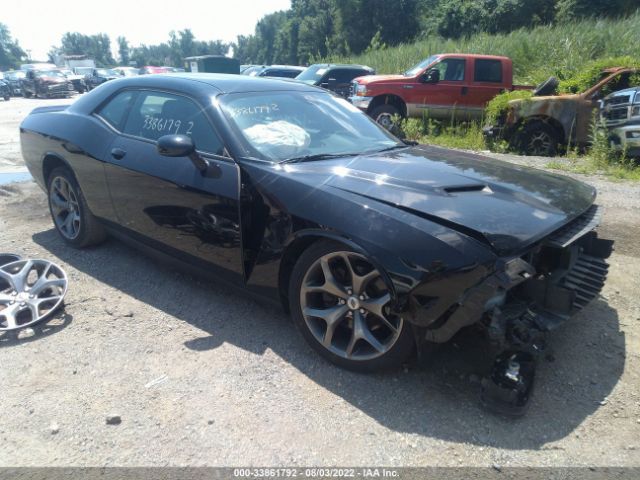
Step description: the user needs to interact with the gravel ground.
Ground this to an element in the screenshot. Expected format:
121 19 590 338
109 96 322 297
0 97 639 467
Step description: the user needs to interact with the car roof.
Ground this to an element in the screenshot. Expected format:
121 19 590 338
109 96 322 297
310 63 374 70
145 73 322 94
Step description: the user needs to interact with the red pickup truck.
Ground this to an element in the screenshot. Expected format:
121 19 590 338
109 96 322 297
349 54 531 128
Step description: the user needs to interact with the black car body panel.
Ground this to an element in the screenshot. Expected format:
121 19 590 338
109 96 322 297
3 71 24 95
20 73 610 349
297 64 375 98
0 79 10 99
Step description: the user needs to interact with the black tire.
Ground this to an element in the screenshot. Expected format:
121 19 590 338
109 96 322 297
46 166 107 248
370 104 402 131
289 240 414 373
517 121 560 157
23 89 32 98
533 76 559 97
3 95 9 101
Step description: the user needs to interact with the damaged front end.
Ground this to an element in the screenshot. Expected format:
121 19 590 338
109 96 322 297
407 205 613 415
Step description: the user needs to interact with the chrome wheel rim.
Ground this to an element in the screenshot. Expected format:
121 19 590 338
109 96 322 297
49 176 81 240
528 131 553 155
300 251 402 361
376 113 394 130
0 259 68 331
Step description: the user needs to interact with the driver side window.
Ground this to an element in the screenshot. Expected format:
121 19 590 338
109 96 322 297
434 58 466 82
122 90 224 155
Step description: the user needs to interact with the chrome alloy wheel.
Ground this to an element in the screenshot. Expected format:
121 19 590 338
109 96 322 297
0 259 68 331
299 251 403 361
49 176 81 240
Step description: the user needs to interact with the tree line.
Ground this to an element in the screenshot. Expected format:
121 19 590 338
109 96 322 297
235 0 639 65
1 0 638 71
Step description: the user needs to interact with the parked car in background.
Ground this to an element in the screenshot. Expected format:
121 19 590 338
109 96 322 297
485 67 640 156
298 64 375 98
139 66 172 75
350 54 530 129
2 70 25 95
0 78 10 101
59 68 87 93
240 64 258 73
85 68 120 90
600 86 640 158
20 69 74 98
242 65 305 78
112 67 140 77
184 56 240 74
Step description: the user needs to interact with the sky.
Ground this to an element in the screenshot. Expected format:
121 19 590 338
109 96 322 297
3 0 292 60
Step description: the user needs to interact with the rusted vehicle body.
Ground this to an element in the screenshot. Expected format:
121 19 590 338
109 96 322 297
485 67 639 156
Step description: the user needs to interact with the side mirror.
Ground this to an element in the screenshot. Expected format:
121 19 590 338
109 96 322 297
157 134 210 174
422 68 440 84
157 134 195 157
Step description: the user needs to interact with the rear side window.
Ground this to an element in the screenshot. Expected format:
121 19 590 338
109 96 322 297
96 90 136 130
122 91 224 155
475 59 503 83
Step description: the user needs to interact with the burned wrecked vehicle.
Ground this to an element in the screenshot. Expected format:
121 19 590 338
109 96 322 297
20 74 611 413
600 86 640 158
20 69 75 99
485 67 639 156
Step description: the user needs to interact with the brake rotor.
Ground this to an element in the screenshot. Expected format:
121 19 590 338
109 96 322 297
0 259 68 331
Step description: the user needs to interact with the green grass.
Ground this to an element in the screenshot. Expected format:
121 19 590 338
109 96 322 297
325 12 640 85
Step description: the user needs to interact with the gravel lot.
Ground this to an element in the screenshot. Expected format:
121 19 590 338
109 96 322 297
0 97 639 468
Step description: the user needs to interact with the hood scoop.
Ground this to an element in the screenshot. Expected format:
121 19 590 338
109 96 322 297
443 184 491 194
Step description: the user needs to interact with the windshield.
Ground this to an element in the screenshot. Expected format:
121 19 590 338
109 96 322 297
36 70 66 78
74 67 93 75
97 69 117 76
7 71 25 80
296 65 328 84
404 55 440 77
220 91 403 162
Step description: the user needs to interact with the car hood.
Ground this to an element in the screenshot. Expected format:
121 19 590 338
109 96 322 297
278 146 596 254
356 74 407 85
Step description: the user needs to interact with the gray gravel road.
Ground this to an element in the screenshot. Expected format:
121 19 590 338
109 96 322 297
0 97 639 467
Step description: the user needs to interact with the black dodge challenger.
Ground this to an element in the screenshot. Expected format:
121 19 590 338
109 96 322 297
19 74 612 408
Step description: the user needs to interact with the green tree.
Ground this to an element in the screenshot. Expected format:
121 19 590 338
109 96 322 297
0 23 26 70
117 36 130 65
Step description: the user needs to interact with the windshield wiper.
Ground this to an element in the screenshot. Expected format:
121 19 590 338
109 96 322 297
376 144 411 152
279 152 360 164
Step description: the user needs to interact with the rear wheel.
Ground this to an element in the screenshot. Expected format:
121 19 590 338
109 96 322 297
289 241 414 372
47 166 106 248
3 95 9 101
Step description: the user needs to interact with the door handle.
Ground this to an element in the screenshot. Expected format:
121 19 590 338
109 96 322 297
111 148 126 160
461 87 468 95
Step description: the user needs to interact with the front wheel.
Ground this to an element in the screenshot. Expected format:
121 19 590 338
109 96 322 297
289 241 414 372
370 104 402 131
3 95 9 101
47 166 106 248
518 121 560 157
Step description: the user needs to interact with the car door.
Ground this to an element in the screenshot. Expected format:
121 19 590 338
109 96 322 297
470 58 505 119
103 89 245 284
408 57 469 120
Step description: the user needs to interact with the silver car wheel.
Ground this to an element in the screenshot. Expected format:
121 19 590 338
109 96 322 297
0 259 68 331
299 251 403 361
49 176 81 240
